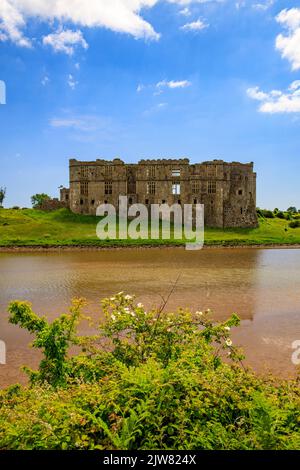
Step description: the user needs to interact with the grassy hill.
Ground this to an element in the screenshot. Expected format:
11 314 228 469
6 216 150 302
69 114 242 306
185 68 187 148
0 207 300 247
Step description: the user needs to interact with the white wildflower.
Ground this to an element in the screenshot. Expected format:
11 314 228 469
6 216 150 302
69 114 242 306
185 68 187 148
130 312 136 317
125 295 133 300
196 311 203 317
137 303 143 308
224 326 231 332
110 297 116 301
225 339 232 347
111 314 116 322
124 307 130 313
117 292 124 296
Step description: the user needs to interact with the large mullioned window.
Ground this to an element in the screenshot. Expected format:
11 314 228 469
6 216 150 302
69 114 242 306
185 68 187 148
105 181 113 195
172 182 181 195
80 181 89 196
147 181 156 195
208 181 217 194
147 166 156 178
192 180 201 194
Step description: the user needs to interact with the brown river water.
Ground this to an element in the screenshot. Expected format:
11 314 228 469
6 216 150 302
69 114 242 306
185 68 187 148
0 248 300 387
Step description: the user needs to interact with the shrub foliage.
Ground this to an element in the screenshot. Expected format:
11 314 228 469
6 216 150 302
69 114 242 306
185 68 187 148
0 293 299 450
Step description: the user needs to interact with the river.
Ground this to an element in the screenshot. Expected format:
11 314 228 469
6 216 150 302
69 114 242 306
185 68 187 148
0 248 300 387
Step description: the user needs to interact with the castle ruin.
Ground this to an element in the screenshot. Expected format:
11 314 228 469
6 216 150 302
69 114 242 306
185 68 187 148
61 158 258 228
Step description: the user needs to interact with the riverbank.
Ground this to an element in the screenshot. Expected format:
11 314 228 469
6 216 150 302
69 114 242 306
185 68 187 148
1 207 300 248
1 243 300 252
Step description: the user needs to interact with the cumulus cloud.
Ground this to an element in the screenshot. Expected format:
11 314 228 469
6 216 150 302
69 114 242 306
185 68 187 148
276 8 300 71
0 0 161 47
0 0 219 48
247 81 300 113
181 18 209 31
43 29 88 55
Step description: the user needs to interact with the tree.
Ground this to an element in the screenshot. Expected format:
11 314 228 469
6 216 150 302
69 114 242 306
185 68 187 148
0 187 6 207
31 193 51 209
287 207 297 214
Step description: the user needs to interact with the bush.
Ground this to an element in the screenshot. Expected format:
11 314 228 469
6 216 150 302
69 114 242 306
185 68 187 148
276 211 286 220
289 220 300 229
0 294 299 450
257 209 275 219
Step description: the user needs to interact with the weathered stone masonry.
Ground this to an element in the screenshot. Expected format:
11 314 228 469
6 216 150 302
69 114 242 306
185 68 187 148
61 158 258 228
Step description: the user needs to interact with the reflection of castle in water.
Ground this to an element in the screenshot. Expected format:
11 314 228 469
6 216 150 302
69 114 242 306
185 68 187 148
60 248 261 323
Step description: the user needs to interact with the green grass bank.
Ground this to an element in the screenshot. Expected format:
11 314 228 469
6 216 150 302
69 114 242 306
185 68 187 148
1 207 300 247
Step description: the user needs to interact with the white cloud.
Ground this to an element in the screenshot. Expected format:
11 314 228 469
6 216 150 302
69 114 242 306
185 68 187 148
67 74 78 90
156 79 192 89
50 114 110 132
252 0 274 11
276 8 300 71
179 7 191 16
181 18 209 31
143 101 168 116
43 29 88 55
137 84 145 93
247 81 300 113
0 1 220 48
41 75 49 86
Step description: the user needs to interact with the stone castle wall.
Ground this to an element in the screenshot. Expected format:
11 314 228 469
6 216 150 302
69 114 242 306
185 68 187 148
60 158 258 228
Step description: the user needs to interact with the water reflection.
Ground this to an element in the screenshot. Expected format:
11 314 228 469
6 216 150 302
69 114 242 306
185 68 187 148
0 248 299 386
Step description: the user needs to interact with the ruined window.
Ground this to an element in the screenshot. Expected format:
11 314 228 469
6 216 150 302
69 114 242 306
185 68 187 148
65 194 69 201
80 181 89 196
207 165 217 178
129 197 133 205
192 180 201 194
241 208 243 215
147 181 156 195
80 166 89 179
105 181 113 195
147 166 156 178
208 181 217 194
80 199 83 205
105 165 113 177
172 169 181 178
145 199 149 205
91 200 95 206
162 200 166 204
172 182 181 195
238 189 243 196
194 199 197 205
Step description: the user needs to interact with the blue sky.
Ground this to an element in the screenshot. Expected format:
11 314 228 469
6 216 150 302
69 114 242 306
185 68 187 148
0 0 300 209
